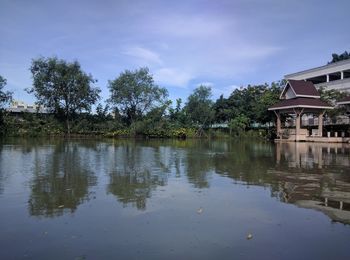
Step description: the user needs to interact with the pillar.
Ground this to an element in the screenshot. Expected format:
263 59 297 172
295 112 301 141
277 114 281 137
318 111 324 137
274 111 281 139
341 71 344 80
326 74 330 82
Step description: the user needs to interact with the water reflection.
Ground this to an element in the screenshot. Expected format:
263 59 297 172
272 142 350 224
107 143 168 210
1 139 350 224
28 141 97 217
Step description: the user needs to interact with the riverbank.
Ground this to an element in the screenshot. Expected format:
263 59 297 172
0 113 273 139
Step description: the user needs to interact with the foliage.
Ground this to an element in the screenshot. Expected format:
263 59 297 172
0 75 12 109
319 86 348 122
108 67 168 126
328 51 350 64
184 85 214 127
213 81 283 126
28 57 101 134
0 75 13 134
228 114 249 136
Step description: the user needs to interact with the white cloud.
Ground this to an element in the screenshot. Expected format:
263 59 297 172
122 46 162 65
154 68 194 87
196 82 214 87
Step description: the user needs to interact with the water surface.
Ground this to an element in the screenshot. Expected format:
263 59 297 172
1 139 350 259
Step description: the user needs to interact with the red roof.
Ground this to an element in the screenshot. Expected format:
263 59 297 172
268 97 333 111
281 80 320 99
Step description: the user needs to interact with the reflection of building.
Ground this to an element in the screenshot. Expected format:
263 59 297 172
276 142 350 169
274 142 350 224
6 100 48 114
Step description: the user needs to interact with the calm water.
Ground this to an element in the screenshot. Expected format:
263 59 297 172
0 138 350 260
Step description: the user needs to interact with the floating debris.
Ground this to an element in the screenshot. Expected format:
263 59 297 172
58 205 64 208
197 207 203 214
246 233 253 240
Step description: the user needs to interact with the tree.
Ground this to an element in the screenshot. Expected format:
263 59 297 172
213 94 233 123
0 75 13 130
0 75 12 109
108 67 168 126
229 114 249 136
328 51 350 64
255 81 284 124
319 86 348 122
184 85 214 127
28 57 100 134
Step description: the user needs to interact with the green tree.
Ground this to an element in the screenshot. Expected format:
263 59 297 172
0 75 12 109
108 67 168 126
28 57 100 134
184 85 214 127
213 94 233 123
255 81 283 124
328 51 350 64
0 75 13 131
229 114 249 136
319 86 348 122
168 98 188 126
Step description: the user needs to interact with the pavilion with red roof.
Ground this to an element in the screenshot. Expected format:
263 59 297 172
268 80 333 141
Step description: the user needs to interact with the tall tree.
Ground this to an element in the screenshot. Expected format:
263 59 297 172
28 57 100 134
184 85 213 127
0 75 13 129
0 75 12 109
108 67 168 126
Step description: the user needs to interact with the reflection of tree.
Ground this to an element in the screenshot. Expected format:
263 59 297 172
108 170 160 210
107 144 167 210
28 142 97 218
0 144 4 194
213 141 276 186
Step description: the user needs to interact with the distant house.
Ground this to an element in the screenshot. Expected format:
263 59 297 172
285 59 350 92
6 100 48 114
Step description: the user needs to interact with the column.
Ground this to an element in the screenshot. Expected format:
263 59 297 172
295 112 301 141
326 74 330 82
341 71 344 80
274 111 281 139
277 114 281 138
318 111 324 137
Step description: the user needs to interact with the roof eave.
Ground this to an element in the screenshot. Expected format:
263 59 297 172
268 105 334 111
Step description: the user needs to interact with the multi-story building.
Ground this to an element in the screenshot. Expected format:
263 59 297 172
285 59 350 92
6 100 48 114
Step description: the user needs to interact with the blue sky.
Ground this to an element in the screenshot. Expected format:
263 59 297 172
0 0 349 105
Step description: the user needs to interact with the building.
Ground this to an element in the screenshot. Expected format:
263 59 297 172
285 59 350 92
268 80 335 142
6 100 48 114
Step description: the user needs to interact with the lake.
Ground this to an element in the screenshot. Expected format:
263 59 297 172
0 138 350 259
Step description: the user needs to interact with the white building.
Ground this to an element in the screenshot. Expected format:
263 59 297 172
285 59 350 92
6 100 48 114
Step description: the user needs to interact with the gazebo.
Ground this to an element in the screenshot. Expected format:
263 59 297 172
268 80 333 141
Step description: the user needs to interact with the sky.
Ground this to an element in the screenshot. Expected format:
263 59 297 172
0 0 349 105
